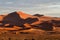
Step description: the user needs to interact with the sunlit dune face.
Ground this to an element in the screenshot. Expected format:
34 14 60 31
0 15 5 21
17 11 32 19
4 24 10 27
40 16 60 21
31 21 41 25
24 23 32 28
17 11 37 19
0 26 21 30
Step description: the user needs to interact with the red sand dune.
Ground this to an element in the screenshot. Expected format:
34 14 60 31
0 11 60 31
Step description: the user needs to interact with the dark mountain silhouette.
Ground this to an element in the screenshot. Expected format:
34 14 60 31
33 14 44 17
2 12 26 28
31 21 53 31
51 20 60 27
1 11 38 29
25 18 38 24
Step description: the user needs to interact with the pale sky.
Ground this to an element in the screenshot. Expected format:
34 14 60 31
0 0 60 17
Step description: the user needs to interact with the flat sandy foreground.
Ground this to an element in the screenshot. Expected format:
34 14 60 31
0 28 60 40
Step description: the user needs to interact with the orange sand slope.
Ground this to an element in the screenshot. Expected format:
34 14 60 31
0 11 60 31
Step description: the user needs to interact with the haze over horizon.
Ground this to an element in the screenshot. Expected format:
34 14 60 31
0 0 60 17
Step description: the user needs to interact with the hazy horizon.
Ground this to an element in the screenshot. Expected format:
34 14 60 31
0 0 60 17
